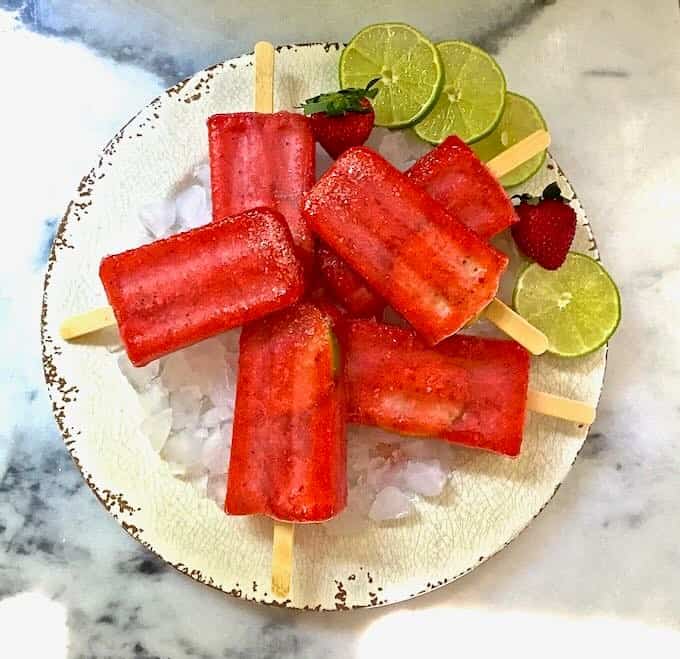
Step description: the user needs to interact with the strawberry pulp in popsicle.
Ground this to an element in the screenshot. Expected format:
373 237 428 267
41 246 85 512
226 303 346 522
208 112 315 265
344 319 530 457
303 146 509 345
99 208 304 366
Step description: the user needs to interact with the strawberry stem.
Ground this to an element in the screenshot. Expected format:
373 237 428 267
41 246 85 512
300 79 379 116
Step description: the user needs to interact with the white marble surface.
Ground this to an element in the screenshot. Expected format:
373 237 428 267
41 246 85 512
1 1 679 657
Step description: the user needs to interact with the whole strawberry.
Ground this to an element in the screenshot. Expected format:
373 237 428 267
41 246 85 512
511 183 577 270
301 80 379 158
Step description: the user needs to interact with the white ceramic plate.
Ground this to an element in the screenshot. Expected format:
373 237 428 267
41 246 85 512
41 44 606 610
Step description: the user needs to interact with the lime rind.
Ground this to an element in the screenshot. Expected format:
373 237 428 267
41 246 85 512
414 40 506 145
512 253 621 358
339 23 444 128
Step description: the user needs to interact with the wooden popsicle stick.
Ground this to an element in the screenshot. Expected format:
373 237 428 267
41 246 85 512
482 298 549 356
253 41 297 600
272 522 295 598
254 41 275 113
485 129 551 179
526 388 596 425
59 306 116 340
475 130 551 354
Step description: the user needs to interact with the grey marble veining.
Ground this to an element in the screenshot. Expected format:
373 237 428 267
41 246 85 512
2 1 680 657
7 0 550 84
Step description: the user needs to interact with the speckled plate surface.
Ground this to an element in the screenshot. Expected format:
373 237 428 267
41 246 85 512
41 44 605 610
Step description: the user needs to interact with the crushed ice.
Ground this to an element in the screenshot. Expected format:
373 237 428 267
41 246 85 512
120 330 238 506
139 199 176 238
175 184 211 230
123 133 456 524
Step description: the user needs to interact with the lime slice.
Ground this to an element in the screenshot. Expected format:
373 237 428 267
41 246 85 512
413 41 506 144
472 92 548 187
339 23 443 128
513 253 621 358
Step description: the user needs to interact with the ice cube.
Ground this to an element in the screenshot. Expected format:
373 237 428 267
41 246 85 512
138 385 170 415
181 340 227 397
182 339 226 370
209 379 233 413
200 406 224 429
117 353 159 391
402 459 447 497
349 425 399 445
207 474 227 505
369 486 413 521
400 438 442 460
139 198 176 238
200 427 230 473
219 421 234 448
161 430 203 465
161 351 194 392
221 328 242 354
140 408 173 452
347 441 372 478
193 162 211 190
364 456 386 487
366 458 405 492
169 385 202 431
175 184 209 230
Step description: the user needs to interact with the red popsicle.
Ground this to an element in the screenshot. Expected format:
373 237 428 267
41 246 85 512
99 208 304 366
315 135 516 318
406 135 517 240
316 243 385 318
345 319 530 457
307 282 350 330
226 303 347 522
208 112 316 264
303 146 509 345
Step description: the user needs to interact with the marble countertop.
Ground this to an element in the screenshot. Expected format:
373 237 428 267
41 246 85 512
2 1 679 657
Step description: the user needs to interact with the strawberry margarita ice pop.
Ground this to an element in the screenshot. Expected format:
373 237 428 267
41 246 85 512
344 319 531 457
303 146 509 344
315 135 518 317
226 303 346 521
208 112 316 265
406 134 518 240
99 208 304 366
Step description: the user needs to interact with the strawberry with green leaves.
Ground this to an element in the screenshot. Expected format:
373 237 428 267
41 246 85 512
511 183 577 271
300 80 379 159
